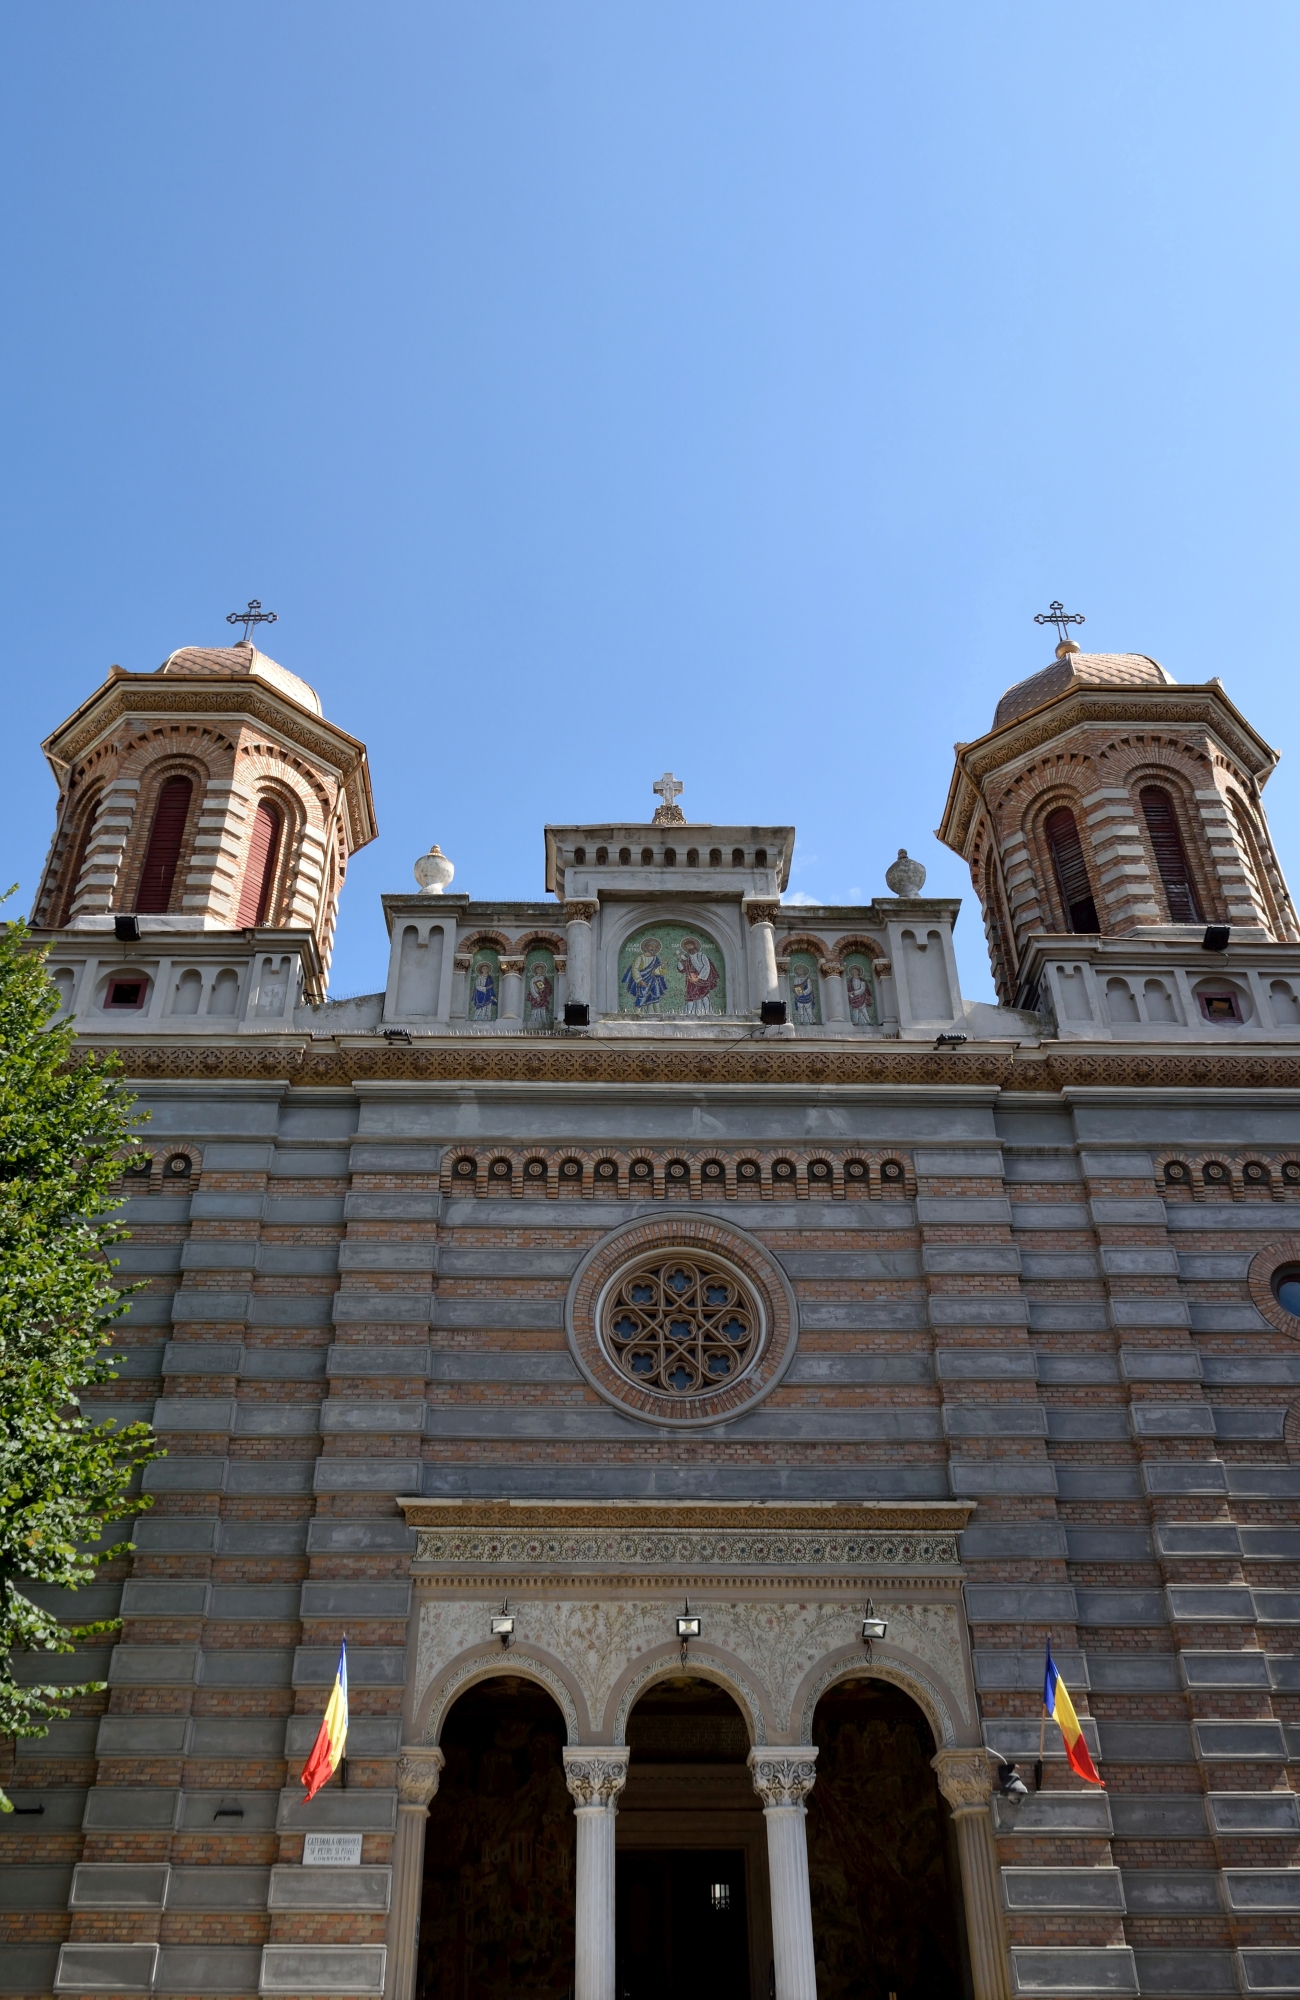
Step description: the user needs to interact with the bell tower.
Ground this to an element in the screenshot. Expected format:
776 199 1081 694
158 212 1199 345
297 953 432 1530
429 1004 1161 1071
938 624 1300 1035
31 628 375 1022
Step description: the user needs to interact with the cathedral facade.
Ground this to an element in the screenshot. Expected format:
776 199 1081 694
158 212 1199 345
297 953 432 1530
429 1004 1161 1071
7 630 1300 2000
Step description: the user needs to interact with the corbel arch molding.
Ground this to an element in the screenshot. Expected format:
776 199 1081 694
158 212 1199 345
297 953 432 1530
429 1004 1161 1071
460 929 512 954
415 1645 586 1747
513 930 566 955
599 902 745 1016
832 935 884 964
794 1645 959 1750
609 1646 771 1746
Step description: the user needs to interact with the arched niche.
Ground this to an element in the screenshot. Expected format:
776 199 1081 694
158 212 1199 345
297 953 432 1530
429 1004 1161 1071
417 1649 584 1747
804 1672 970 2000
601 905 744 1017
417 1672 575 2000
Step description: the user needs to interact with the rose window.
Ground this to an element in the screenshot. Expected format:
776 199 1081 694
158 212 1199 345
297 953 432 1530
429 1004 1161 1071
602 1255 758 1394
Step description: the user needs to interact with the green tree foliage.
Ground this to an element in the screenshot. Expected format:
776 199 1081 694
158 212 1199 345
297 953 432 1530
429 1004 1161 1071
0 907 159 1808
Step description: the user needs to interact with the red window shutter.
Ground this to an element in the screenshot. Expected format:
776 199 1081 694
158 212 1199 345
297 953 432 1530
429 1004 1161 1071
1044 807 1100 933
135 779 193 915
1140 787 1203 923
236 803 282 927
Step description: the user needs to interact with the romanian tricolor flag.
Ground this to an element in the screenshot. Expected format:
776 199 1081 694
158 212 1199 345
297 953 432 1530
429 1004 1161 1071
1045 1646 1102 1785
300 1639 348 1802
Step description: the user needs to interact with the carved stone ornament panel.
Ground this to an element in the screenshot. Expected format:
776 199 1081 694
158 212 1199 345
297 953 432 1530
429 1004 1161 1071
413 1594 970 1746
565 1212 799 1427
396 1746 445 1808
413 1523 961 1573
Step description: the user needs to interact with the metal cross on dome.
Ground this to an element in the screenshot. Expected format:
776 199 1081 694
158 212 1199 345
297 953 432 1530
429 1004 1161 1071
1034 601 1085 646
226 599 278 645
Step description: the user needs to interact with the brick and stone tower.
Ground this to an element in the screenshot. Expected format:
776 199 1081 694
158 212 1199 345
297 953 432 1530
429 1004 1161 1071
29 636 376 1009
939 637 1300 1020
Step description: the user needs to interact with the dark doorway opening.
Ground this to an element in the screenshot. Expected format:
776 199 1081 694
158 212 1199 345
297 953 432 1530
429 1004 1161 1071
417 1676 573 2000
617 1849 749 2000
617 1676 764 2000
807 1678 971 2000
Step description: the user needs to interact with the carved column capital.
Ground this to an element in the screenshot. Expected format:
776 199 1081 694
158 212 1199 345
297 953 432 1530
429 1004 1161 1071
874 958 893 977
931 1748 995 1814
748 1746 818 1808
499 957 526 976
563 1746 630 1809
818 959 843 979
453 953 472 972
397 1744 445 1811
564 902 599 926
743 900 780 929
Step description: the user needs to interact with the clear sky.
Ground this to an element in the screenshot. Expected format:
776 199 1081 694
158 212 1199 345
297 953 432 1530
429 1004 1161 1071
4 3 1299 1003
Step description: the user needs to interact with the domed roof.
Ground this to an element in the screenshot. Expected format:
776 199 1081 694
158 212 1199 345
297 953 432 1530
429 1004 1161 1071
994 649 1174 729
157 641 321 716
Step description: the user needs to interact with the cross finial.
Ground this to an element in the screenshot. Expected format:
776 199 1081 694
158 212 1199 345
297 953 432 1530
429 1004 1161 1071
226 598 278 646
1034 600 1085 654
651 771 685 825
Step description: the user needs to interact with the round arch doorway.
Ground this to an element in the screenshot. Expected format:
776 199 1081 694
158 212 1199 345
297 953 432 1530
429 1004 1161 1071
415 1675 574 2000
616 1676 768 2000
808 1677 972 2000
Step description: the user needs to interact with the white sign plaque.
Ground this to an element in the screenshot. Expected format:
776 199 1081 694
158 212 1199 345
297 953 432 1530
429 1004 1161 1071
303 1833 363 1866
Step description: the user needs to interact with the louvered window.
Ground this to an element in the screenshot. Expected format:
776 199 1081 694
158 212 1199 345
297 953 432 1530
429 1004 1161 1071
236 802 282 927
1140 788 1202 923
1044 807 1100 932
136 778 193 914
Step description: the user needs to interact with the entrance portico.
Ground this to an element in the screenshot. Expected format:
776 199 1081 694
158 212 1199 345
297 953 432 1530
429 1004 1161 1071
387 1501 1010 2000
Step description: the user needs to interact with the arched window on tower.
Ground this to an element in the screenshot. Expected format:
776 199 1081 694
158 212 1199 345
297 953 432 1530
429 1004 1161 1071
1044 806 1100 933
55 791 102 926
135 778 193 914
236 801 283 928
1139 786 1203 924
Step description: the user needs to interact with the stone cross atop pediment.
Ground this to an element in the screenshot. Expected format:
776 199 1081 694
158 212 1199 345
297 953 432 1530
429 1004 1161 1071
652 771 686 825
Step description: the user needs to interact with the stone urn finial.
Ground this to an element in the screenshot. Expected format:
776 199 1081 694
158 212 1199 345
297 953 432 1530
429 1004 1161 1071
885 847 926 897
414 844 454 894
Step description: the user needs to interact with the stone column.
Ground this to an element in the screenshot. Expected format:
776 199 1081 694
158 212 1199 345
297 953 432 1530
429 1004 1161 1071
563 1747 629 2000
874 956 899 1027
451 952 471 1019
932 1749 1012 2000
564 903 599 1015
553 955 568 1016
743 900 781 1012
386 1745 445 2000
748 1748 819 2000
499 956 525 1024
819 959 847 1024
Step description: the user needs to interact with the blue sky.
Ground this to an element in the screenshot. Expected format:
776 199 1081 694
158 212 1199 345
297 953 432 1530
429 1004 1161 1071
4 2 1299 1003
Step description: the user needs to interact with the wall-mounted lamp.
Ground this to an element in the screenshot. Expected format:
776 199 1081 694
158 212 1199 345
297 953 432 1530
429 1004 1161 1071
114 914 141 942
676 1599 701 1665
490 1601 515 1649
934 1032 968 1050
860 1599 888 1659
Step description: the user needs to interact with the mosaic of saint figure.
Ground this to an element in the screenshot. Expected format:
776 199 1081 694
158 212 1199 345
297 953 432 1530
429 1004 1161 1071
525 954 555 1027
678 937 720 1014
471 957 498 1021
845 956 874 1027
790 955 820 1026
622 938 669 1012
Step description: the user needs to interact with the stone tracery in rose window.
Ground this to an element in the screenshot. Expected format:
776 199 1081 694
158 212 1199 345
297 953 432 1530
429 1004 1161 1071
602 1255 758 1394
